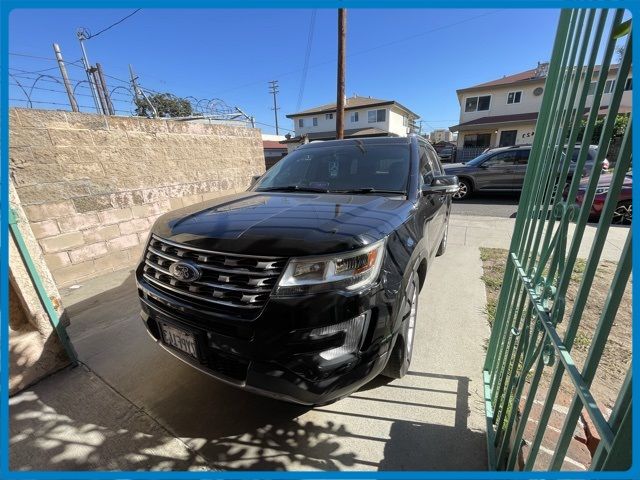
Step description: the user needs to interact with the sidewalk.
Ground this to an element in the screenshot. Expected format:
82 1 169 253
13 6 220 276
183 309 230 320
450 216 628 261
9 241 491 471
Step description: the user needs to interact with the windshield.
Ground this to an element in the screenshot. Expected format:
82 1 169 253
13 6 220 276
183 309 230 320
254 143 411 194
466 152 493 166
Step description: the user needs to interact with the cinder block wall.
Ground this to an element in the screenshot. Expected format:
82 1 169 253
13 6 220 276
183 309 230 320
9 108 266 287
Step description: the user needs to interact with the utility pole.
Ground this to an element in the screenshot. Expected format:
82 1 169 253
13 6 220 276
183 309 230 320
129 64 157 118
268 80 280 135
336 8 346 140
96 63 115 115
92 68 110 115
52 43 79 112
76 28 103 114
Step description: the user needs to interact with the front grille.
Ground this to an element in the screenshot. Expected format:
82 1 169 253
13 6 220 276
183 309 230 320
142 235 286 315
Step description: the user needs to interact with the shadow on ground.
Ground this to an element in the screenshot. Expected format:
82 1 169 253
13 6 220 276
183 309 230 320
10 269 487 471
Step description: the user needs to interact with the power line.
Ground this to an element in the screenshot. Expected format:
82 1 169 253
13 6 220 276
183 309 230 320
296 9 317 111
205 10 500 99
83 9 141 40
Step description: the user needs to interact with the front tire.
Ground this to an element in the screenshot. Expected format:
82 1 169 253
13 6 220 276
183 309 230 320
382 273 419 379
452 178 472 200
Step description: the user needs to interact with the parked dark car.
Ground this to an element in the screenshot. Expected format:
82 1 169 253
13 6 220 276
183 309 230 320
437 147 455 162
575 171 632 224
444 144 607 200
136 136 458 405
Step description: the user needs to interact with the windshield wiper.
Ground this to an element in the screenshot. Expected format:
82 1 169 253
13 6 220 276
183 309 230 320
330 188 406 195
257 185 328 193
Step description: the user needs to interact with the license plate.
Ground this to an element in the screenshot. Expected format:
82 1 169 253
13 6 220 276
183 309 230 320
159 322 198 359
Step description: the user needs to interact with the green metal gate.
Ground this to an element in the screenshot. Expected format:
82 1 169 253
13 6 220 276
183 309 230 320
483 8 632 471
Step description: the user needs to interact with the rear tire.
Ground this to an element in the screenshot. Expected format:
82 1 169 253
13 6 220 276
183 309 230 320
452 178 472 200
382 273 419 379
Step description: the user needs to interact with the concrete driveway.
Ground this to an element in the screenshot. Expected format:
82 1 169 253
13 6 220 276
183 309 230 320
10 243 490 471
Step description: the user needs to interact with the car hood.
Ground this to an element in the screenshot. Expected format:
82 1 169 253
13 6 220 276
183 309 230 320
151 191 413 257
443 163 470 173
578 173 633 189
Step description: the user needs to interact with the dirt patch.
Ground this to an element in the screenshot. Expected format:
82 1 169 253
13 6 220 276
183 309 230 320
479 248 632 410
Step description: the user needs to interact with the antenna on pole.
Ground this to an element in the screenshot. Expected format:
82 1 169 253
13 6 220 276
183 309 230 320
268 80 280 135
129 64 157 118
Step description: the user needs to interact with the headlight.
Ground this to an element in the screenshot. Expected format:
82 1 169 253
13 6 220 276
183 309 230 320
595 186 609 195
273 239 386 296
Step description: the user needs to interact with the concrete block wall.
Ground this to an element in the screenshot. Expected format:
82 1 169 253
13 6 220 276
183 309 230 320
9 108 266 287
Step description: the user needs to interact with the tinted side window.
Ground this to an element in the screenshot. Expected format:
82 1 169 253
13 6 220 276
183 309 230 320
419 146 434 183
484 151 518 166
426 147 444 175
516 149 530 165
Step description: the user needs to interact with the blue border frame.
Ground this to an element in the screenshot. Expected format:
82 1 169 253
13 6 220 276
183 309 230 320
1 1 638 479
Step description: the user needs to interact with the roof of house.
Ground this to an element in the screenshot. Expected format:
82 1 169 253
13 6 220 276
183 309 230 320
450 112 539 132
449 103 629 132
286 96 420 119
280 127 392 143
457 63 623 94
262 140 288 149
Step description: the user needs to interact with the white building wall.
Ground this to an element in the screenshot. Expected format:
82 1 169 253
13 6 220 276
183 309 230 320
290 105 414 137
458 72 631 124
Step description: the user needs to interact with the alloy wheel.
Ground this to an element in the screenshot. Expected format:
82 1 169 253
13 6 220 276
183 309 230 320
453 182 468 199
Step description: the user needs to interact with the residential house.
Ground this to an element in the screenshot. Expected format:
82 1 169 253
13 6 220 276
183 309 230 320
449 62 632 152
430 129 454 143
283 96 420 151
261 134 288 169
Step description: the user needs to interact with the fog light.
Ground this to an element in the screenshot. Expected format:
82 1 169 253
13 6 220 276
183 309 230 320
310 313 368 361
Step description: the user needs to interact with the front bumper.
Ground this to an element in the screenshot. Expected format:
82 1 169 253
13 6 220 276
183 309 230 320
137 273 399 405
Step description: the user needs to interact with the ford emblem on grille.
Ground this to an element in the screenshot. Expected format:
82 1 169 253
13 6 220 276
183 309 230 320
169 261 201 283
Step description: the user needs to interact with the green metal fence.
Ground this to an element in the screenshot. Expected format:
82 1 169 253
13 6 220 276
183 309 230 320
483 8 632 471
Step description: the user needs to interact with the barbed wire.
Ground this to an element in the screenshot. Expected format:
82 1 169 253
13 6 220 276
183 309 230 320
8 52 260 127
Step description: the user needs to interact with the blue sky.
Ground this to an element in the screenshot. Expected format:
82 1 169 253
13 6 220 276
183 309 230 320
9 8 561 135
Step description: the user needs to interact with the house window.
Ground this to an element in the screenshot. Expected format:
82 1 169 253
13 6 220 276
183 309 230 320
625 77 632 91
368 109 386 123
463 133 491 148
507 91 522 104
312 117 318 126
350 112 359 122
604 79 615 94
402 116 408 127
465 95 491 112
325 113 333 120
588 82 596 95
298 118 304 128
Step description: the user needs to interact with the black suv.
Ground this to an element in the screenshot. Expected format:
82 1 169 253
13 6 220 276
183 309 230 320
136 136 458 405
444 144 606 200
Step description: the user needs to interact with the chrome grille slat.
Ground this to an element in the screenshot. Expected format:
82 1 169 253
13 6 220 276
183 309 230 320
142 235 286 314
143 260 272 294
143 274 262 309
147 246 281 277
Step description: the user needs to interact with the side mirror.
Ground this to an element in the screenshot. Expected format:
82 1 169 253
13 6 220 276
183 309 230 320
421 175 460 195
250 174 262 186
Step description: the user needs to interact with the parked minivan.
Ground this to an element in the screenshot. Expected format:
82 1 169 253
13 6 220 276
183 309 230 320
136 135 458 405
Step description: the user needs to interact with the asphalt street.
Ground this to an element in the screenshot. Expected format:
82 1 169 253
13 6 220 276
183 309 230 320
450 192 520 218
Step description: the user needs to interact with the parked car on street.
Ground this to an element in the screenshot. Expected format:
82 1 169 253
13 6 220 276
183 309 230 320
575 170 632 224
437 147 455 162
444 144 607 200
136 135 458 405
